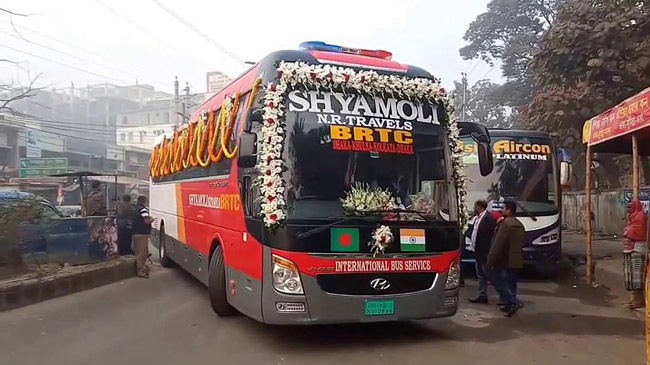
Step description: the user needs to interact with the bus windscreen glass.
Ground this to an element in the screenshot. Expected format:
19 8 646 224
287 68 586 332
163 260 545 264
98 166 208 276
280 89 451 220
461 136 558 215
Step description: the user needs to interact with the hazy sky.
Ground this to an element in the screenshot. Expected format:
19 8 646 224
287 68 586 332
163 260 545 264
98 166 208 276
1 0 500 95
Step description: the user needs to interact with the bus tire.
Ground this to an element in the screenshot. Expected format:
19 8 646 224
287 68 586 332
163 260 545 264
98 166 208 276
208 245 235 316
159 226 173 268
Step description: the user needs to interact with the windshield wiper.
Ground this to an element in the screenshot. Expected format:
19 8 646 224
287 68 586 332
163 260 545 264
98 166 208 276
296 217 369 240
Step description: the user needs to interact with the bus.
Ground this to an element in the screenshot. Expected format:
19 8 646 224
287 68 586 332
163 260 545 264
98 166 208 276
148 41 492 324
461 130 572 275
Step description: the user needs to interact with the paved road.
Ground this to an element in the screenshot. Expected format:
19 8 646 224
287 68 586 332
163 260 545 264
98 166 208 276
0 256 644 365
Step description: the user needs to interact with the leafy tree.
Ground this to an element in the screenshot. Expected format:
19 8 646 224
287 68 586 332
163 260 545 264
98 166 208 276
524 0 650 187
460 0 563 107
452 79 510 128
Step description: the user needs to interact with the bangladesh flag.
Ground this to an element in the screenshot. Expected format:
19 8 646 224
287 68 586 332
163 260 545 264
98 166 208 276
330 228 360 252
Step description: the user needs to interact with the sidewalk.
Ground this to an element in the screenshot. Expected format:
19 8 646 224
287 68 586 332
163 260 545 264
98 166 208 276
563 232 628 293
0 257 136 312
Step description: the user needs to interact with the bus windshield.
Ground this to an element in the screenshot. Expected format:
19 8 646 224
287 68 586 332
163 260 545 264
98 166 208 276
281 89 451 220
462 135 558 215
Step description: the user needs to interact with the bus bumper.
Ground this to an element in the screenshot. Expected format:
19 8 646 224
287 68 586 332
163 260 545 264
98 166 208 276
261 254 458 325
522 242 561 267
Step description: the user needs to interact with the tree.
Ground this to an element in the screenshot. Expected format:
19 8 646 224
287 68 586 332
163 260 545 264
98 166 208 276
0 8 38 115
452 79 510 128
460 0 564 107
524 0 650 187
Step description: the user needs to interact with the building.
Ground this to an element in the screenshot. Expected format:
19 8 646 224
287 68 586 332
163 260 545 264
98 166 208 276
116 124 175 150
206 71 232 94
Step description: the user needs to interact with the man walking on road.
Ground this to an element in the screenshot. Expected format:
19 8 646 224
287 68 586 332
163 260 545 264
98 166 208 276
132 195 153 278
487 200 524 317
468 200 497 304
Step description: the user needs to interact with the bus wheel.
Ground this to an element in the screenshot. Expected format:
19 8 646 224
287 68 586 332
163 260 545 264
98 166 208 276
208 245 235 316
159 226 173 268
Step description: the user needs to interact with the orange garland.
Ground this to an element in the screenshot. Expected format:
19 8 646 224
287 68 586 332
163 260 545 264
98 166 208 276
151 82 258 179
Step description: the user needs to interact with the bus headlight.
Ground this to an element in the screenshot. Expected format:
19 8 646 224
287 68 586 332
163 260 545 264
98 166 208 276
445 259 460 290
272 255 304 295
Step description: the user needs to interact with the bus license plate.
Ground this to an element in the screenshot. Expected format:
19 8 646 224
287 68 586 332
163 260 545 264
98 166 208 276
365 300 394 316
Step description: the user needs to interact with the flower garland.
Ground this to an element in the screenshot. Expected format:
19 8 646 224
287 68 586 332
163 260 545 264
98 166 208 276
370 225 394 258
256 61 468 230
149 88 253 178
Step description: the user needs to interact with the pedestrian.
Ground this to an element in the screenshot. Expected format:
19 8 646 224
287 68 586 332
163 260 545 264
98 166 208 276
117 195 134 256
468 200 497 304
132 195 153 278
487 200 525 317
86 180 107 216
623 199 647 309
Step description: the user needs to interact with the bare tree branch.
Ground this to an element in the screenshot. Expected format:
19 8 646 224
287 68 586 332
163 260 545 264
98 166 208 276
0 74 41 115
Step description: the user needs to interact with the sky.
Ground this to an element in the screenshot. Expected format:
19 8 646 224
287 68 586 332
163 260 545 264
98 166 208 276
0 0 501 96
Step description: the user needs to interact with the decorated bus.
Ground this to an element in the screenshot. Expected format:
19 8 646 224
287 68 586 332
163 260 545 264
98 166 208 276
461 130 572 274
148 41 493 324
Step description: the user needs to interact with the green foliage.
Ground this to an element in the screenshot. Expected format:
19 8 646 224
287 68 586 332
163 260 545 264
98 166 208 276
0 196 41 264
460 0 562 106
524 0 650 187
452 79 510 127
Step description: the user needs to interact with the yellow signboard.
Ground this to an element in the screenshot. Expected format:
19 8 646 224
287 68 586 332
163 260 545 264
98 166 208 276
582 119 592 144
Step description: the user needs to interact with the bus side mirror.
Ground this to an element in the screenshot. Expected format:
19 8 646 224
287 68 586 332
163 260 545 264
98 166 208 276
238 132 257 168
477 141 493 176
558 148 572 189
560 161 572 188
458 122 493 176
245 108 262 132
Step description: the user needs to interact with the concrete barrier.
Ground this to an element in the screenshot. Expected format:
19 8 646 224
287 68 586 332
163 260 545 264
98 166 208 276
0 257 135 312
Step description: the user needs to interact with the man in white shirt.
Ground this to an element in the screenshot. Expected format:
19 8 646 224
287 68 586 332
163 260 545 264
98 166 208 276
468 200 497 304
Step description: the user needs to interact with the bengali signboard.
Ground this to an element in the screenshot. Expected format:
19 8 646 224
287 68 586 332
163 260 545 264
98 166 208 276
19 158 68 178
586 86 650 146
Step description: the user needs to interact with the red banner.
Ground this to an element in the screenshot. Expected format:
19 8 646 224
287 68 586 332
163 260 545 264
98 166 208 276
587 86 650 146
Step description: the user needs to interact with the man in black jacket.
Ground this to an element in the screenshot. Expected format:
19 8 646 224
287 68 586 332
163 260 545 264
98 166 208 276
468 200 497 304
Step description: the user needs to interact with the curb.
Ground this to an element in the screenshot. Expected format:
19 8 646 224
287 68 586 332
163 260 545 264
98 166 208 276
0 258 136 312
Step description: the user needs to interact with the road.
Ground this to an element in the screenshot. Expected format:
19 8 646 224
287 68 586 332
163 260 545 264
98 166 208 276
0 255 644 365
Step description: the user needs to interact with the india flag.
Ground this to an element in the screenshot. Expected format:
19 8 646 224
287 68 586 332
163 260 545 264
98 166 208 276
399 229 426 252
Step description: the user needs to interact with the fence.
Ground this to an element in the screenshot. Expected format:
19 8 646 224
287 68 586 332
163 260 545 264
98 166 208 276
562 187 649 235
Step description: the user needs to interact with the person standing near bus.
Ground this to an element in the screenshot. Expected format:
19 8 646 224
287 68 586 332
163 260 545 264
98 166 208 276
117 195 134 256
86 180 107 216
468 200 497 304
487 201 524 317
132 195 152 278
623 199 647 309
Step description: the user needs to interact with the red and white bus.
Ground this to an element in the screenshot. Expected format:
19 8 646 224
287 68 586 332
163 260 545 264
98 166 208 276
149 41 492 324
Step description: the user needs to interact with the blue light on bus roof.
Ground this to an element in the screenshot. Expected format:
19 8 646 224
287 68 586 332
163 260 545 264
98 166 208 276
299 41 343 53
299 41 392 60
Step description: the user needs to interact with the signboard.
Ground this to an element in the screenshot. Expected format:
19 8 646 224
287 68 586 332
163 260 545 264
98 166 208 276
586 86 650 146
19 158 67 178
206 71 231 93
287 90 438 155
25 130 41 158
461 138 552 164
623 189 650 214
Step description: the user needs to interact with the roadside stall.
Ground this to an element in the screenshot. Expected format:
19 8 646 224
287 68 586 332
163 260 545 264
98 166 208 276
20 172 123 265
582 86 650 363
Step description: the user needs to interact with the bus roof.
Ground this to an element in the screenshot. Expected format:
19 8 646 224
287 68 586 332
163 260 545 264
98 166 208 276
190 48 437 123
488 129 552 139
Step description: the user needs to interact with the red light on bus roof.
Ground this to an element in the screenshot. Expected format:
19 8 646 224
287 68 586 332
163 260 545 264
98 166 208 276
300 41 392 60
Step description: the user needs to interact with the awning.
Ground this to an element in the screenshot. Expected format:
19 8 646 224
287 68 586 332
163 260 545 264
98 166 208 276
582 86 650 154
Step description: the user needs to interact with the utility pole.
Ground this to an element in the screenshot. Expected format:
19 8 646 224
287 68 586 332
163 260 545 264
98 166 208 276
174 76 180 127
183 82 190 124
460 72 468 123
